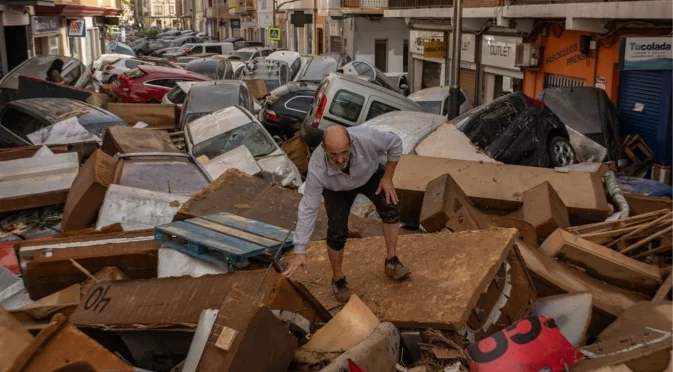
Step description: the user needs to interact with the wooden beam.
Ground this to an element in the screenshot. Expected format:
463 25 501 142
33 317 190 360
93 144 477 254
653 275 672 301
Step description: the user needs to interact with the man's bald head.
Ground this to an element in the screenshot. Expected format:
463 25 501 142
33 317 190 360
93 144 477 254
322 126 352 170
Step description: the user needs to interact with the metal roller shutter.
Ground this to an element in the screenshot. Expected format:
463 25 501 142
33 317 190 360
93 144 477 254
421 60 441 89
330 36 341 53
618 70 665 155
2 10 29 26
460 68 476 104
544 74 585 88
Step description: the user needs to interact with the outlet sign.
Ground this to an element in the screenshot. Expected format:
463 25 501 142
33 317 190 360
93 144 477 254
481 35 522 70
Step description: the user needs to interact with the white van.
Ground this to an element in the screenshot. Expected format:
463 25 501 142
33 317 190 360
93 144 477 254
187 42 235 55
300 72 426 147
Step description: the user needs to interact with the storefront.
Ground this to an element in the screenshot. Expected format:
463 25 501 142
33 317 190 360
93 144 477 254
31 16 61 56
617 36 672 174
1 7 32 74
481 34 523 104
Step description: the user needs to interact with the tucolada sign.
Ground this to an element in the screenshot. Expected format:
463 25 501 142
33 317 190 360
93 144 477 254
620 36 672 71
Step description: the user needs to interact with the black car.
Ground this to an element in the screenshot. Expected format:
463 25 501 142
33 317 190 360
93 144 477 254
0 98 128 148
151 36 202 57
295 54 346 84
450 92 576 168
261 82 317 139
185 58 233 80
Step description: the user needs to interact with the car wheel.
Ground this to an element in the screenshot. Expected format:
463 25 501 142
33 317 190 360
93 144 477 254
549 136 576 167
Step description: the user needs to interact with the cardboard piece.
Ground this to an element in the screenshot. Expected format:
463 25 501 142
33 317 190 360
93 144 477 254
0 306 34 371
17 284 80 320
61 150 118 231
100 126 180 157
202 145 262 180
243 79 268 100
624 193 673 216
572 301 673 372
21 230 158 299
539 229 662 295
196 288 297 371
522 181 570 239
8 314 133 372
106 103 177 130
175 169 386 240
516 241 643 317
420 173 494 233
281 133 310 174
295 229 521 330
295 295 380 364
70 271 319 328
0 152 79 212
491 216 538 247
319 322 401 372
393 155 610 227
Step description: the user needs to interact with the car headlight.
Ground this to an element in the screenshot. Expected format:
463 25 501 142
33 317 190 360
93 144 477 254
274 161 297 187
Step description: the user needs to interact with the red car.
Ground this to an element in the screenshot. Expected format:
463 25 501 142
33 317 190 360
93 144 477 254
111 65 210 103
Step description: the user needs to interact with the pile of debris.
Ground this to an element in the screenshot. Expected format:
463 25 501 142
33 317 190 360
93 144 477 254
0 127 671 372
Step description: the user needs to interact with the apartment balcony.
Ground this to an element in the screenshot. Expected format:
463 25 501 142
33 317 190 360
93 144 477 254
386 0 449 8
230 0 254 14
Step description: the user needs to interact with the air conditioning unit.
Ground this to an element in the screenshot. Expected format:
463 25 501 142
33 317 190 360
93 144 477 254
515 43 541 67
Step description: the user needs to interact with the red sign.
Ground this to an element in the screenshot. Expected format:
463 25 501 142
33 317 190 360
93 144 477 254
465 316 584 372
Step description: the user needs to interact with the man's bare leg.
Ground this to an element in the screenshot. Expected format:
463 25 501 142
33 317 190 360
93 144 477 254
327 246 346 279
382 222 399 260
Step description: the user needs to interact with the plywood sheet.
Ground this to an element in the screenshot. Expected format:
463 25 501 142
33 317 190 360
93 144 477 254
393 155 610 222
294 229 519 329
100 126 180 157
106 103 177 130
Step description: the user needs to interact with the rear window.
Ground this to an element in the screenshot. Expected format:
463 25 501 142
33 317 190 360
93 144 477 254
300 58 338 82
329 90 364 122
125 60 148 69
205 45 222 53
167 85 187 103
124 68 146 79
187 61 217 79
285 96 313 113
366 101 399 121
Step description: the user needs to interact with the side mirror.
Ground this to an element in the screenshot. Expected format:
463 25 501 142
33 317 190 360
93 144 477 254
253 101 262 114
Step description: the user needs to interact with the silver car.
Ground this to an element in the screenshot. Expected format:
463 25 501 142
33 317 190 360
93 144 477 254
184 105 302 187
408 86 474 116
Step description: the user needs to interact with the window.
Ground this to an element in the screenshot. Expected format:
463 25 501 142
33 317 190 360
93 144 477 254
167 86 187 104
191 45 204 54
146 79 179 88
170 5 175 13
239 89 249 109
463 100 523 149
285 96 313 113
217 61 226 79
1 108 46 140
260 0 266 9
329 90 364 122
403 39 409 73
366 101 399 120
374 39 387 72
125 59 148 69
154 5 163 15
290 58 301 77
205 45 221 53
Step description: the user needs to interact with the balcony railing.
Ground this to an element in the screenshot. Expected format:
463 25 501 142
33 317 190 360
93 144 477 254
387 0 450 8
341 0 388 7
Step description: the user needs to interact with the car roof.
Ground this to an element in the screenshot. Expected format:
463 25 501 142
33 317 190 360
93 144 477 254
360 111 446 154
384 72 406 77
237 47 269 52
9 98 122 124
327 73 422 107
138 65 208 78
408 86 451 101
267 51 301 61
187 105 253 144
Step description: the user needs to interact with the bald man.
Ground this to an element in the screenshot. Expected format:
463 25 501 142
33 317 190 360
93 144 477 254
282 125 410 302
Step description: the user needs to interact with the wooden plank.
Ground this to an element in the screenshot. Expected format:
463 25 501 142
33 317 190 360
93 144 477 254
201 213 290 242
624 193 673 216
157 224 251 255
188 218 281 247
106 103 177 130
491 216 538 247
568 210 668 234
295 229 520 330
653 275 673 301
517 241 643 317
539 229 662 295
620 226 673 255
632 244 673 260
393 155 611 224
607 212 672 248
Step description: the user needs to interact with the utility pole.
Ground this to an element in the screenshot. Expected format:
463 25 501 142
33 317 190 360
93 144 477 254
447 0 463 119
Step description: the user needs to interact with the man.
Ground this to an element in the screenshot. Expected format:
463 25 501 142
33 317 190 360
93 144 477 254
282 125 410 302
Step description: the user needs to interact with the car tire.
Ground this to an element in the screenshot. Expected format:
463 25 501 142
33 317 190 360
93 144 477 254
548 136 576 167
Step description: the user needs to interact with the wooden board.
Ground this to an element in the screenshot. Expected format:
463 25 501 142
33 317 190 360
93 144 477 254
154 213 293 265
100 126 181 157
539 229 662 295
393 155 611 226
624 193 673 216
294 229 519 329
243 79 268 100
516 241 644 317
175 169 393 241
106 103 177 130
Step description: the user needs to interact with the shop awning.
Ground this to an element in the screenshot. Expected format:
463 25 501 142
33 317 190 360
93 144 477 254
34 4 121 16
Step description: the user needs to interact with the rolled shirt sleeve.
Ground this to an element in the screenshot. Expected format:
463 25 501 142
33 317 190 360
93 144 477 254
292 170 324 254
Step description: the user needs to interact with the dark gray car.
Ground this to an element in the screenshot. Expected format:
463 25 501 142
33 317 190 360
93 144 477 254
178 80 256 129
185 58 233 80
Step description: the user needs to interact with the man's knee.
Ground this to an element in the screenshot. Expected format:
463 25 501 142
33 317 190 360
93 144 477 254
377 203 400 224
326 228 348 251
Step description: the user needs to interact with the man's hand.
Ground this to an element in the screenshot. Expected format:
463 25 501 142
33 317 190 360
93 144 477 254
282 254 308 278
376 176 399 205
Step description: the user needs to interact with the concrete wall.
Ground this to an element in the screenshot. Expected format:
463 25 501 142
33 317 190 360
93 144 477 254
351 17 407 73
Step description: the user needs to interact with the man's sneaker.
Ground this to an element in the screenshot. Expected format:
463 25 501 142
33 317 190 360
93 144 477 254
332 277 352 303
385 256 411 280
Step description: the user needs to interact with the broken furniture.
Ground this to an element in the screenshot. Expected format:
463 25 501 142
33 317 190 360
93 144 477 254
394 155 610 227
106 103 178 130
0 152 79 212
101 125 181 156
155 212 294 268
522 181 570 239
621 134 655 177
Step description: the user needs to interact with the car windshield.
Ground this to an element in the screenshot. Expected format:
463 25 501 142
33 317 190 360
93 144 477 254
232 51 254 60
186 61 217 79
186 85 240 113
192 122 276 159
417 101 442 115
451 109 478 130
299 58 338 82
1 56 79 89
